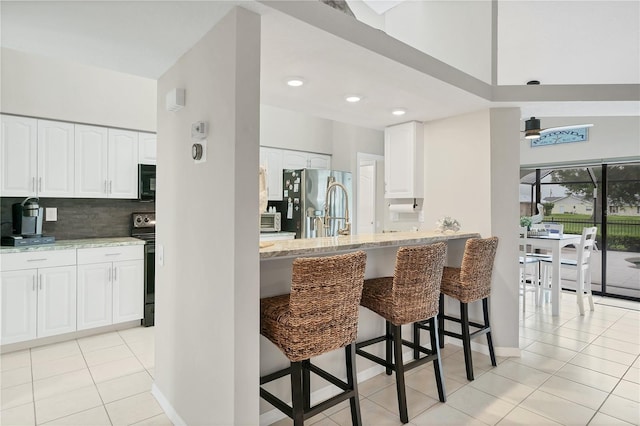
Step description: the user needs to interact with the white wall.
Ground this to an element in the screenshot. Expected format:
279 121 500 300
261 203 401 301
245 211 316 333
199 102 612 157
155 7 260 425
260 104 333 154
0 48 157 132
423 108 520 352
384 1 492 84
521 116 640 167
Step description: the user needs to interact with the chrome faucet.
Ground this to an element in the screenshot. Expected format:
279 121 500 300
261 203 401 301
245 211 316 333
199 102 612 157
324 181 351 236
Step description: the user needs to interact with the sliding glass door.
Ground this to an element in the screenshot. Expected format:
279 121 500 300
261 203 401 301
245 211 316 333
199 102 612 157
520 162 640 301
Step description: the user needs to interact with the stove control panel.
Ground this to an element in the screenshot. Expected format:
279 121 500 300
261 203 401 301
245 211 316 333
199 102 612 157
132 213 156 228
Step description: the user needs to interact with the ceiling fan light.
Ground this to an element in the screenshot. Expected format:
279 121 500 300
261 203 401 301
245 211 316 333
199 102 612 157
525 130 540 140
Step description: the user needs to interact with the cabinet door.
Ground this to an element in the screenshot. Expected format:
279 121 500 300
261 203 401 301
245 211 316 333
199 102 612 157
37 266 77 338
138 133 157 165
113 260 143 323
308 153 331 169
1 270 37 344
260 147 284 201
1 115 37 197
108 129 138 199
37 120 75 197
75 125 109 198
282 150 309 170
77 263 113 330
384 122 417 198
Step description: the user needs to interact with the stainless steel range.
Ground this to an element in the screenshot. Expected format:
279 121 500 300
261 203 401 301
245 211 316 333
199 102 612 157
131 212 155 327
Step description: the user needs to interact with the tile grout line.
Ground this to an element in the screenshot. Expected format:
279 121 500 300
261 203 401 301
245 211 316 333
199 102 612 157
76 337 114 426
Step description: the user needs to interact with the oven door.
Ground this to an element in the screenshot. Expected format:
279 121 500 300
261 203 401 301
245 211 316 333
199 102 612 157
142 242 155 326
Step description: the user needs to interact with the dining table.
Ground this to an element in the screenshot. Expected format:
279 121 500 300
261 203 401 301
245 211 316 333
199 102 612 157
522 233 583 316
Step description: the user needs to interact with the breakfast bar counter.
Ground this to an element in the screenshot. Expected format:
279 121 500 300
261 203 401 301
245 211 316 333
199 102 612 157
259 230 481 260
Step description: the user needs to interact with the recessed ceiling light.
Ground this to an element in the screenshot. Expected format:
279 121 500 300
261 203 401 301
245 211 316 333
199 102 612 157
286 77 305 87
391 108 406 116
345 95 362 103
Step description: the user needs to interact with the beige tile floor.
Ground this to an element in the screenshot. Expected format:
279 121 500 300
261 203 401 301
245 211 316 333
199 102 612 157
1 293 638 425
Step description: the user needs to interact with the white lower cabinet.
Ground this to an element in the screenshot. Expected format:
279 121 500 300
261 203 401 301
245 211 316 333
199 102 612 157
77 263 113 330
1 244 143 346
77 245 144 330
1 250 77 345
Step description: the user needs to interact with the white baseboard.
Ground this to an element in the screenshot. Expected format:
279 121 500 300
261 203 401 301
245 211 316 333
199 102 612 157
151 383 187 426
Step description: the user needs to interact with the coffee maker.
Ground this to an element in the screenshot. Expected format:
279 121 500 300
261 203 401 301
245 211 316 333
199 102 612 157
1 197 55 246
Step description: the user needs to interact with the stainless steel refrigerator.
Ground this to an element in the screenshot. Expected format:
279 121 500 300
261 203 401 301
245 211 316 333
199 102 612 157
281 169 353 238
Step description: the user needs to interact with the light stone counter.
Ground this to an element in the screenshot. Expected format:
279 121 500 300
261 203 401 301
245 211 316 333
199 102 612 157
0 237 145 254
259 230 480 259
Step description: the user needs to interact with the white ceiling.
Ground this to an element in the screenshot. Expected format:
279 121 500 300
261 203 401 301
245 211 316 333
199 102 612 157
1 1 638 130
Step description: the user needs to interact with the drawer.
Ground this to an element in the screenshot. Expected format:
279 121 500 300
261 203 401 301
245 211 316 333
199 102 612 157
1 249 76 271
77 245 143 265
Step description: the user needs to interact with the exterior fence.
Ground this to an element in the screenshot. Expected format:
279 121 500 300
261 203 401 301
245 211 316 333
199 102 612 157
546 217 640 251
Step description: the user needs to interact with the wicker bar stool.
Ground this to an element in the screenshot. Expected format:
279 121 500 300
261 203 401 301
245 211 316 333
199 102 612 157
356 243 447 424
260 251 367 426
431 237 499 381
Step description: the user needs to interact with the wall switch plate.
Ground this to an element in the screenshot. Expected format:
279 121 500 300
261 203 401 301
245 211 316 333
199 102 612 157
45 207 57 221
418 211 424 222
158 245 164 266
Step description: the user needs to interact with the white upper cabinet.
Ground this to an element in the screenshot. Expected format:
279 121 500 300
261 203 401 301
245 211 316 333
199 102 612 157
260 147 284 201
138 132 157 165
282 150 309 170
37 120 75 197
384 121 424 199
75 125 109 198
76 126 138 199
308 154 331 169
108 129 139 199
1 115 38 197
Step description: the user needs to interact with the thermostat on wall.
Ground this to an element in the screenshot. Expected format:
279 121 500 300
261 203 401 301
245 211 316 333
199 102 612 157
191 121 208 139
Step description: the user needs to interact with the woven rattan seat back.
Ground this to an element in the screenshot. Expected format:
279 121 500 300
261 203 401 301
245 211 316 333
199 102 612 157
391 243 447 324
442 237 499 303
262 251 366 362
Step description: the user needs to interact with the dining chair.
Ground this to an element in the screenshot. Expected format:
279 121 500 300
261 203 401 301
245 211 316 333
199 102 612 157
540 226 598 315
519 227 541 311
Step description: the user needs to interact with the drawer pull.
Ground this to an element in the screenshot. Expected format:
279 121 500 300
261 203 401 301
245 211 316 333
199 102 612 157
105 253 121 257
27 258 48 262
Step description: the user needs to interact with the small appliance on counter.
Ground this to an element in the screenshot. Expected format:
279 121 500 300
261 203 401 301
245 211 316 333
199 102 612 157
131 212 156 327
1 197 55 247
260 212 281 233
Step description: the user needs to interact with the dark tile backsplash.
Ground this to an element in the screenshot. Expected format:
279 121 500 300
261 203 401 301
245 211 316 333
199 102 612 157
1 197 155 240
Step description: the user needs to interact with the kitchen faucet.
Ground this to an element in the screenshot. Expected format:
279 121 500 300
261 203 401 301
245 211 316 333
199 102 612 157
324 181 351 236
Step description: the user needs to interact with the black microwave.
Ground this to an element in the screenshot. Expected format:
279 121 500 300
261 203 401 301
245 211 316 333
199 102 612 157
139 164 156 201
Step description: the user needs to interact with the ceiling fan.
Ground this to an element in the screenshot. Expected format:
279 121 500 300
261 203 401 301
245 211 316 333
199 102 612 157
523 117 594 140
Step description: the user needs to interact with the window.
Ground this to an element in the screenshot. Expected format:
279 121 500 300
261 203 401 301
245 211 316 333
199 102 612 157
609 206 619 213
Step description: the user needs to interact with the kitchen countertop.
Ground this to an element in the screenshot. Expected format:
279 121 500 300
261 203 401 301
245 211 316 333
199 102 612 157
0 237 145 254
259 230 481 259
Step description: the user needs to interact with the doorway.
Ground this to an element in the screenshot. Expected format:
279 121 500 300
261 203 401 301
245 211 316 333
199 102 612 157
357 153 384 235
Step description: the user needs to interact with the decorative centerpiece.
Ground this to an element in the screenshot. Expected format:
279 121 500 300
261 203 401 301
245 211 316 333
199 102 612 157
436 216 461 233
519 216 532 230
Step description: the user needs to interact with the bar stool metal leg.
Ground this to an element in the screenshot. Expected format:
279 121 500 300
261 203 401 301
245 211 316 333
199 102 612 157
429 317 446 402
460 302 474 381
392 324 409 424
291 362 305 426
345 344 362 426
438 294 445 349
483 298 497 366
386 321 393 375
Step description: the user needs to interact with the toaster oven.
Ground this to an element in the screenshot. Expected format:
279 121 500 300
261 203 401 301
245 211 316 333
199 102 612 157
260 212 281 232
